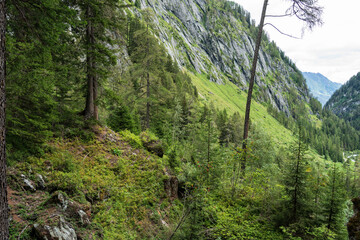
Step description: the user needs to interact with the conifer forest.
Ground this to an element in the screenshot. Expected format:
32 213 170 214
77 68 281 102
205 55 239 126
1 0 360 239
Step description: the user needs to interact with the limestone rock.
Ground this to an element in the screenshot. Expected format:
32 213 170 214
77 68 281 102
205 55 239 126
36 174 46 190
21 174 36 192
77 210 90 226
33 216 77 240
128 0 309 115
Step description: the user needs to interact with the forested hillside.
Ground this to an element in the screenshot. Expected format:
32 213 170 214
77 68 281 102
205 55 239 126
2 0 360 239
302 72 342 106
326 72 360 131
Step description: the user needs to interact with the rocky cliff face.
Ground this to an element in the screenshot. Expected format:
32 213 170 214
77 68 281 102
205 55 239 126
325 72 360 130
131 0 310 116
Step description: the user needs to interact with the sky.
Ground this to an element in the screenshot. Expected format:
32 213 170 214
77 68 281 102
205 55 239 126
233 0 360 84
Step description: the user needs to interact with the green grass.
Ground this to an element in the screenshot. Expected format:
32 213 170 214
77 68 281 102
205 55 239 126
189 72 295 146
189 71 332 163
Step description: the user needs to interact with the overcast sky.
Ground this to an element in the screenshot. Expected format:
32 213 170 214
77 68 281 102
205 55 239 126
233 0 360 84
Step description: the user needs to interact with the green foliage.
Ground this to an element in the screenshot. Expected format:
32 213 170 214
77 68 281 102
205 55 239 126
119 130 143 149
326 72 360 131
111 148 122 156
5 1 358 239
107 105 140 134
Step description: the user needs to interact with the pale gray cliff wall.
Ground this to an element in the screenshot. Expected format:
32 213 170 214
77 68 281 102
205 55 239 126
129 0 310 116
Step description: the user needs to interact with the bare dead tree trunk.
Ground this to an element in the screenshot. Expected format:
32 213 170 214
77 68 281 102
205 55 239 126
241 0 269 172
145 25 150 129
146 71 150 129
0 0 9 238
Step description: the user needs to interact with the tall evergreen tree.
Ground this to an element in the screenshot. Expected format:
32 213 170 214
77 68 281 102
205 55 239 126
324 163 346 237
282 127 312 229
128 15 165 129
6 0 82 154
77 0 125 120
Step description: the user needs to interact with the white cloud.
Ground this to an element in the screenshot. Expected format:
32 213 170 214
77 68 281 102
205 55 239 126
233 0 360 83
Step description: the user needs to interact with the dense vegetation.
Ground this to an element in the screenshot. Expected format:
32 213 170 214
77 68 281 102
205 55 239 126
4 0 360 239
325 72 360 131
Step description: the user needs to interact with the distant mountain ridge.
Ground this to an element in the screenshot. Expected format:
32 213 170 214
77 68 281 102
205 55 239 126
302 72 342 106
325 72 360 130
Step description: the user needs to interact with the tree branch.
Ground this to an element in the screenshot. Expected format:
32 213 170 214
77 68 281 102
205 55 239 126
265 13 292 18
264 23 301 39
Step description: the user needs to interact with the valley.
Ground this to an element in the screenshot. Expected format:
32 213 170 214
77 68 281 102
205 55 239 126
1 0 360 239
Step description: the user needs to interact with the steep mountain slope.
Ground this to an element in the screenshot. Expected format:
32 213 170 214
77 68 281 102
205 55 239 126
325 72 360 130
133 0 309 116
6 0 360 239
302 72 342 106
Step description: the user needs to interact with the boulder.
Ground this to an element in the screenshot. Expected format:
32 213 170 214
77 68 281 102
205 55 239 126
36 174 46 190
77 210 90 226
21 174 36 192
144 140 164 158
46 191 69 211
33 215 77 240
164 175 178 200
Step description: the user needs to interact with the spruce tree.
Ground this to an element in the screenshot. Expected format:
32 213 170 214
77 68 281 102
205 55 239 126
6 0 78 154
323 163 346 237
75 0 125 120
282 127 312 229
128 15 165 129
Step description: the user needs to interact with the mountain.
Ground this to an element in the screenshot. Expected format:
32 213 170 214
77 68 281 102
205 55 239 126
134 0 310 116
5 0 360 239
325 72 360 130
302 72 342 106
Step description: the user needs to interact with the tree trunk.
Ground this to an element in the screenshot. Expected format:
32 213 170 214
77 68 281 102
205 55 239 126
327 164 336 230
93 64 98 120
84 5 96 120
0 0 9 238
146 71 150 129
145 25 150 129
241 0 268 172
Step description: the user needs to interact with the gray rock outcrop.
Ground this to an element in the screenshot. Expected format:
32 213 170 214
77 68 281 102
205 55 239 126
128 0 309 115
33 216 77 240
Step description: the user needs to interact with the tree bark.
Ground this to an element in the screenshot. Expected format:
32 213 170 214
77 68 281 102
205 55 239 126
327 164 336 230
0 0 9 238
84 5 97 120
145 24 150 129
241 0 268 172
93 64 98 120
146 71 150 129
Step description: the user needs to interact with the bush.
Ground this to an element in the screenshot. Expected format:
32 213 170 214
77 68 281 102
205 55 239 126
107 105 140 134
119 130 143 149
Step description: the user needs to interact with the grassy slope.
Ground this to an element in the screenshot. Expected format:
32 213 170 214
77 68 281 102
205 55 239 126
190 72 294 146
189 72 328 165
